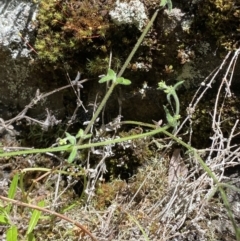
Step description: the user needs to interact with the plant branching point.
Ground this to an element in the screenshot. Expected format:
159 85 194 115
158 80 184 130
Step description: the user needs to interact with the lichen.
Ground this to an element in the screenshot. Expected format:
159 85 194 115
197 41 211 55
33 0 161 78
109 0 148 30
176 62 203 89
181 18 193 33
163 8 185 35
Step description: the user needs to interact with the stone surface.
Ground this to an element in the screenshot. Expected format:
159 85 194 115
0 0 38 58
0 1 68 122
0 0 239 139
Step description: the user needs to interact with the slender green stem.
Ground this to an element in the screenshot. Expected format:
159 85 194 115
127 212 150 241
117 8 161 78
79 6 162 143
120 121 156 129
161 129 240 239
78 81 118 145
172 91 180 116
0 125 170 157
162 129 219 183
171 81 184 116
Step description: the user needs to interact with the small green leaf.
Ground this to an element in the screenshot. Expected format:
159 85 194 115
0 206 10 224
67 147 78 163
116 77 131 85
173 80 184 90
76 129 84 139
76 129 92 140
107 69 116 77
99 69 117 83
61 203 77 213
167 0 172 11
83 133 92 139
8 174 18 199
0 214 9 224
7 225 18 241
160 0 172 11
6 174 19 213
163 105 180 127
99 75 113 83
157 81 167 90
27 200 44 235
65 132 76 145
160 0 167 7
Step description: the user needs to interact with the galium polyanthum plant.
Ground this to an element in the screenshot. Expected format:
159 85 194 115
1 0 240 238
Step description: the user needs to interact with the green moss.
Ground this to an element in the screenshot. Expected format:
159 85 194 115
195 0 239 49
35 0 113 63
87 56 122 75
95 180 126 209
34 0 159 75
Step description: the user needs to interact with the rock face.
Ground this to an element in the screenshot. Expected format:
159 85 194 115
0 1 66 122
0 0 36 117
0 0 239 139
0 2 240 240
0 0 37 58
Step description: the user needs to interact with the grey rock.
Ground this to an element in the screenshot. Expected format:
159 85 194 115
0 0 38 58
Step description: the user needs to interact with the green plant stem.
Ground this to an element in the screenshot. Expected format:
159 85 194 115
117 8 161 78
78 81 118 145
120 121 156 129
19 173 28 203
0 125 170 157
172 91 180 116
127 212 150 241
161 129 240 239
77 6 162 144
170 81 184 115
2 124 239 237
162 129 218 183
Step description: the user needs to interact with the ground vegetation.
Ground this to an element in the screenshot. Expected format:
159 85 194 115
0 0 240 240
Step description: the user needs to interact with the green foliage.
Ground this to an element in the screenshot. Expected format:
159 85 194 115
0 174 46 240
1 0 240 238
99 69 117 83
7 225 18 241
158 80 184 129
58 130 91 163
99 68 131 85
195 0 239 49
163 105 180 128
35 0 113 63
0 206 10 225
27 200 45 240
160 0 172 11
6 173 18 213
